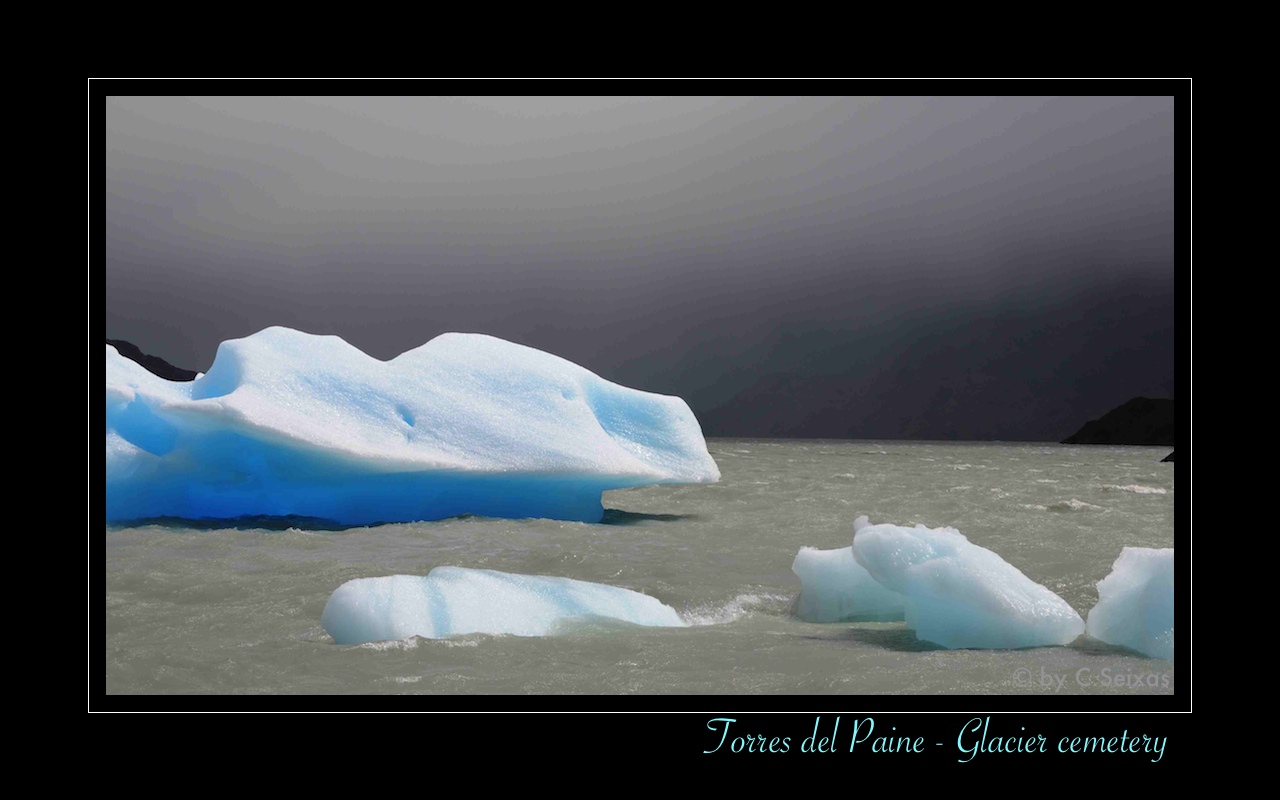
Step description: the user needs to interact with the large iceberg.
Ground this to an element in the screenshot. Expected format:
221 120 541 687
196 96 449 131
1086 548 1173 660
321 567 685 643
105 327 719 524
851 519 1085 649
792 519 906 621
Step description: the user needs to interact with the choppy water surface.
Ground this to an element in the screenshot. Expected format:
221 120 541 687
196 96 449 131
105 440 1177 694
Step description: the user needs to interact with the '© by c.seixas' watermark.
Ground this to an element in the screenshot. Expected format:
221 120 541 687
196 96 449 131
1013 666 1173 692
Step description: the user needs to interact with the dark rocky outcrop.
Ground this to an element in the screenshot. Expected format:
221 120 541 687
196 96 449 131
106 339 198 381
1062 398 1174 445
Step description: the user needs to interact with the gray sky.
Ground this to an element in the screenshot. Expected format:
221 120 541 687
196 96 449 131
104 95 1176 440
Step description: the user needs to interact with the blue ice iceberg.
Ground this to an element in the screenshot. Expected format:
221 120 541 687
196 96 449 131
1086 548 1173 660
105 327 719 524
792 519 906 621
851 519 1085 649
321 567 685 643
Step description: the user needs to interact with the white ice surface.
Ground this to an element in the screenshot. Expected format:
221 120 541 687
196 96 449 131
792 543 906 622
321 567 685 643
1086 547 1173 660
105 327 718 523
851 519 1085 649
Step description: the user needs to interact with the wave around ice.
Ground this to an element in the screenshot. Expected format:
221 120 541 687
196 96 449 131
680 592 795 626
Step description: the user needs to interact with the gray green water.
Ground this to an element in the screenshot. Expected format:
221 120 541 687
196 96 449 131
105 439 1176 694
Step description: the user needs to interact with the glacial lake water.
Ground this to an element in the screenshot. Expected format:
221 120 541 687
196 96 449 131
104 439 1177 695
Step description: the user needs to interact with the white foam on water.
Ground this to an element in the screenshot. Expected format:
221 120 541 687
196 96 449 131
681 592 794 626
358 638 421 651
1048 499 1106 512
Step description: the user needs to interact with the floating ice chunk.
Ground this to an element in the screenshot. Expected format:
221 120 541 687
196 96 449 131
851 520 1085 649
791 546 905 622
105 328 719 523
1049 499 1106 512
1086 548 1173 660
321 567 685 644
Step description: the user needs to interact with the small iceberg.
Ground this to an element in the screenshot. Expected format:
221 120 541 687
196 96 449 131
321 567 685 644
1086 548 1173 660
792 518 906 622
851 518 1085 649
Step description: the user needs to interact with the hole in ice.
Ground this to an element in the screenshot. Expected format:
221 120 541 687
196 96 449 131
112 399 179 456
396 405 415 427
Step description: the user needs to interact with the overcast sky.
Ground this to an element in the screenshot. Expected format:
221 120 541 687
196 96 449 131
104 95 1177 440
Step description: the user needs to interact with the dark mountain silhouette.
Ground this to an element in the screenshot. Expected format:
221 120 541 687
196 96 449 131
106 339 198 381
1061 397 1174 445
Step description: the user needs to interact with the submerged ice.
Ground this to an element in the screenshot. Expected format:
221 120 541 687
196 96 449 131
321 567 685 644
792 518 905 622
851 518 1085 649
1086 548 1173 660
105 327 719 524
